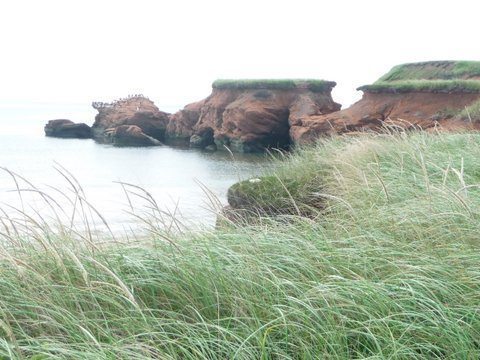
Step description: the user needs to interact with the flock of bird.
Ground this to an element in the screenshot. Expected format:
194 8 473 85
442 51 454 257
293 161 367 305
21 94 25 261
92 94 149 109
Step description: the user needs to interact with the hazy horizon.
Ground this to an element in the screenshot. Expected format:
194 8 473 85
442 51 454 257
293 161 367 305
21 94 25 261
1 0 480 112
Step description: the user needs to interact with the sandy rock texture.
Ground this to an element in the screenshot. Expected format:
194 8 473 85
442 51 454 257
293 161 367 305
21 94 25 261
166 80 340 152
293 61 480 143
91 95 169 144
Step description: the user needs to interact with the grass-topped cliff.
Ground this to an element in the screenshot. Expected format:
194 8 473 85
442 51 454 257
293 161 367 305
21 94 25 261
2 132 480 358
377 60 480 81
358 60 480 93
212 79 336 92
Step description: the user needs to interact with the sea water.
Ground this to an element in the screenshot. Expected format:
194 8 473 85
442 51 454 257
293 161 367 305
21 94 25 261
0 101 268 233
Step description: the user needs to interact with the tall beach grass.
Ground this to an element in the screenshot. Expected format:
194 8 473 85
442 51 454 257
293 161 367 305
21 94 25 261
1 132 480 358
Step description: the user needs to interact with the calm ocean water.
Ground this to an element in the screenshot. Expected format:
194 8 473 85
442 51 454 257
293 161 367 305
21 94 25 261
0 102 268 233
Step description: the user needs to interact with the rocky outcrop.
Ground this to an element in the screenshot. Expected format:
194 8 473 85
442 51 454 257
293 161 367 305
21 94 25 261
165 100 206 146
292 92 480 143
292 61 480 143
166 80 340 152
44 119 92 139
46 61 480 150
221 172 324 226
91 95 170 144
106 125 162 147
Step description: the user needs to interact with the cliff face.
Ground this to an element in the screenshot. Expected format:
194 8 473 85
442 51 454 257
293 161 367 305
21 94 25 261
166 80 340 152
80 61 480 150
91 95 170 144
293 92 480 143
165 100 206 146
292 61 480 143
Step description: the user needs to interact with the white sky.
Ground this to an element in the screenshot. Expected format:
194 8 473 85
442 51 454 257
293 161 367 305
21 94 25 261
1 0 479 111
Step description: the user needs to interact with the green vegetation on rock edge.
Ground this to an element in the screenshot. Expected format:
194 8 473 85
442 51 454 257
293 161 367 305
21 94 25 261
358 79 480 93
2 132 480 358
360 60 480 93
377 60 480 82
212 79 336 92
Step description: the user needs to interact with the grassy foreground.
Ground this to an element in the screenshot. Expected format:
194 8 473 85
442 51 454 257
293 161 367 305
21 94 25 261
2 132 480 358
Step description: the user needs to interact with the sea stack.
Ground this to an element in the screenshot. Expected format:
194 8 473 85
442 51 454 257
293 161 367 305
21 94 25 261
165 79 340 152
91 95 170 146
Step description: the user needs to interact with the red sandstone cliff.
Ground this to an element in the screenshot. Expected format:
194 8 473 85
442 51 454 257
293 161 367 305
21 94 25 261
165 100 206 146
90 62 480 150
166 81 340 152
292 92 480 143
292 61 480 143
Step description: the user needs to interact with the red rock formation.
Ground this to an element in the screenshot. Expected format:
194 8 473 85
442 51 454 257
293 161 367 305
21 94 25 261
292 92 480 143
292 61 480 143
106 125 162 147
44 119 92 139
165 100 206 146
92 95 170 143
166 81 340 152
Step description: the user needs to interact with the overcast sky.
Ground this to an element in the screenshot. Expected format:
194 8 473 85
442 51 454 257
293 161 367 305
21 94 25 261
1 0 479 111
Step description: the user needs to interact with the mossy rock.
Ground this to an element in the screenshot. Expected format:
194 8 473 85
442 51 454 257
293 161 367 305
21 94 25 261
227 175 321 216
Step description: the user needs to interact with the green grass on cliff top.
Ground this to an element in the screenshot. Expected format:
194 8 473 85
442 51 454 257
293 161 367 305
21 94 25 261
358 79 480 93
212 79 336 92
2 132 480 358
377 60 480 82
360 60 480 93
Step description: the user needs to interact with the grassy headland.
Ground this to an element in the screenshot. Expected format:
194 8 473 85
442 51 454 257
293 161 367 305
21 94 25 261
377 60 480 82
359 60 480 93
212 79 336 92
1 132 480 358
358 79 480 93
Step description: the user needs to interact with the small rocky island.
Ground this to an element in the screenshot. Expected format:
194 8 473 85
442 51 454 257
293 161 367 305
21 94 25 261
44 61 480 152
44 119 92 139
91 95 170 146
